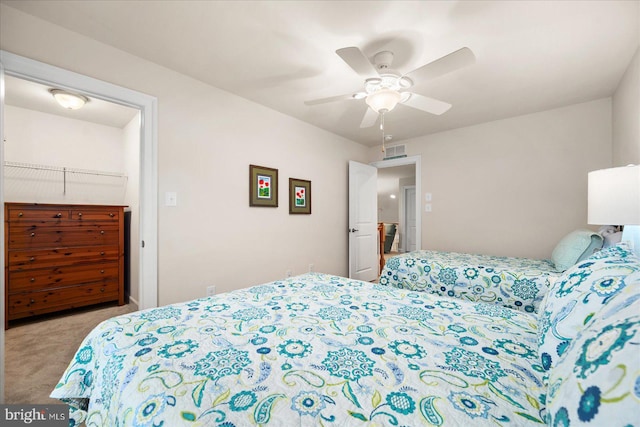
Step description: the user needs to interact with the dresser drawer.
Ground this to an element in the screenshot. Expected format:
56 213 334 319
8 225 120 249
9 262 119 293
7 208 68 223
8 281 120 319
71 209 119 221
7 246 119 271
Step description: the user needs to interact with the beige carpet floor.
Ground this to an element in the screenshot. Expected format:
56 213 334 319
5 302 137 404
384 251 400 261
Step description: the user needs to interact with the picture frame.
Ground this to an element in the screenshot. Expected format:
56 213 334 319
289 178 311 214
249 164 278 207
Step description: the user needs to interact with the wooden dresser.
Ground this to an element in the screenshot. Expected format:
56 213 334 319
4 203 126 328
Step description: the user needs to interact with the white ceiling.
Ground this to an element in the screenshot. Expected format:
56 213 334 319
3 0 639 146
4 75 139 128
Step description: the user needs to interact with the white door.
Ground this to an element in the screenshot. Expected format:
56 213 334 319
349 161 378 281
404 186 417 252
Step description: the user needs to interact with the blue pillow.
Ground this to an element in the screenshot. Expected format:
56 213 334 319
551 230 604 272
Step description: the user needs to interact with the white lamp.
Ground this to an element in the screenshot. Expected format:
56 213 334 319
50 89 89 110
588 165 640 255
588 165 640 225
365 89 401 113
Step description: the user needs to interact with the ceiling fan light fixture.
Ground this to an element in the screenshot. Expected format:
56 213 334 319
365 77 382 85
50 89 89 110
398 76 413 89
366 89 401 113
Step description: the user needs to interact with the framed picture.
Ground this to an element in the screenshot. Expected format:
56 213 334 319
249 164 278 207
289 178 311 214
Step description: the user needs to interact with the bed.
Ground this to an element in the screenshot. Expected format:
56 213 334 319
51 272 546 426
379 230 604 313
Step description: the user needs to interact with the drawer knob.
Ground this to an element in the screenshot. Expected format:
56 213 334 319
100 230 105 235
100 269 105 274
18 212 23 217
78 212 83 217
56 212 62 218
109 213 115 217
30 277 35 282
100 251 105 256
29 257 35 262
30 299 35 304
30 232 35 237
100 288 105 293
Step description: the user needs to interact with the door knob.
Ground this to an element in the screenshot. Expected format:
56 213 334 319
349 228 359 233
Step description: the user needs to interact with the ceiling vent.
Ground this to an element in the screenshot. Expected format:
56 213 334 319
384 144 407 160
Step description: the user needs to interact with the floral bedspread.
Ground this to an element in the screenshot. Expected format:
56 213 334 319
380 251 560 313
52 273 546 426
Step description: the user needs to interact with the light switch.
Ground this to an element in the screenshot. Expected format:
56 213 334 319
425 203 432 212
425 193 432 202
165 192 177 207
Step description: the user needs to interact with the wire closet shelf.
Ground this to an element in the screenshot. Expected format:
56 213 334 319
4 161 129 204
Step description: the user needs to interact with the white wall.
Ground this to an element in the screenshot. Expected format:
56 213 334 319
0 5 370 304
371 98 613 260
612 46 640 166
377 181 400 223
377 172 416 224
4 106 124 171
123 113 141 304
3 105 126 204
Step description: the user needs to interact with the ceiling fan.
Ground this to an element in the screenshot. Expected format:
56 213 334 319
305 46 475 128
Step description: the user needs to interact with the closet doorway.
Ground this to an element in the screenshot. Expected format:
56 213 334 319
4 75 142 308
0 50 158 401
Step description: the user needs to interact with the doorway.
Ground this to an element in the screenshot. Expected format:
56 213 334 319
0 50 158 402
371 155 421 257
4 74 141 304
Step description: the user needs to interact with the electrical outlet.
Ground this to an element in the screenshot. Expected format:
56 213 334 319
206 285 216 297
286 270 293 278
309 264 314 272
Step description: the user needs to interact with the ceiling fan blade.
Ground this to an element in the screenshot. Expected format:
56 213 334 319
405 47 475 81
402 93 452 115
336 47 378 77
360 107 379 128
304 93 355 106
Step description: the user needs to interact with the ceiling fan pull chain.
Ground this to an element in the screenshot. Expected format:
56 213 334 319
381 113 384 152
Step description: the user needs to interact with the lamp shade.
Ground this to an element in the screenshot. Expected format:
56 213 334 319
365 89 401 113
50 89 88 110
588 165 640 225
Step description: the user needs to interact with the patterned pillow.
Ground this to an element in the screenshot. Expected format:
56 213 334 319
545 276 640 425
538 243 640 372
